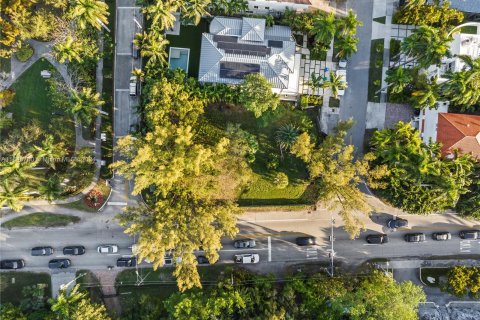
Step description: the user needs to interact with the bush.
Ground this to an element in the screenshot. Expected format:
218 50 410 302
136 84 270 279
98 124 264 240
300 95 322 109
266 153 279 170
274 172 289 189
389 39 401 62
15 44 34 62
375 42 383 53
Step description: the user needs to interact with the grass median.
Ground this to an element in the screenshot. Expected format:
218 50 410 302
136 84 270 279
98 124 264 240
1 212 80 229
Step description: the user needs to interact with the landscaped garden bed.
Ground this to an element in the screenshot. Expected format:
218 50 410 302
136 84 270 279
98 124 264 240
368 39 384 102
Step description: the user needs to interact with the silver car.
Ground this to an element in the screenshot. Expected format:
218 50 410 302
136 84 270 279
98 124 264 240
233 239 256 249
97 245 119 254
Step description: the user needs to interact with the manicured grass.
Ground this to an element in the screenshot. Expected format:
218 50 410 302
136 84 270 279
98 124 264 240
373 16 386 24
420 267 449 287
6 58 59 127
1 212 80 228
205 104 317 206
0 272 51 305
461 25 477 35
166 19 209 78
368 39 384 102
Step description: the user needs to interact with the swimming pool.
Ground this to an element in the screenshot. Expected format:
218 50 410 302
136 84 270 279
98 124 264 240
168 47 190 73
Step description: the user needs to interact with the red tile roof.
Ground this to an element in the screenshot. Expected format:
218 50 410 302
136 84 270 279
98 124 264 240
437 113 480 160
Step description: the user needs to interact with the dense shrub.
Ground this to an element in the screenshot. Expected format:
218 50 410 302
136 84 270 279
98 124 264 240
15 44 34 62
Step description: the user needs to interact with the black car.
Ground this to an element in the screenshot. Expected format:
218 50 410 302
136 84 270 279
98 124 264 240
116 257 137 267
459 230 480 240
295 236 316 246
197 255 209 265
0 259 25 269
31 246 54 256
432 232 451 241
49 259 71 269
387 218 408 229
366 234 389 244
404 233 426 243
63 246 85 256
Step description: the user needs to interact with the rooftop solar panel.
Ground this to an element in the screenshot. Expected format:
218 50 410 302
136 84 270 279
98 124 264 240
268 40 283 48
218 41 271 57
213 35 238 43
219 62 260 79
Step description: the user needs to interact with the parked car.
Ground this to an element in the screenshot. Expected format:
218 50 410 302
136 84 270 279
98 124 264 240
233 239 256 249
404 233 426 243
295 236 316 246
196 255 210 265
31 246 54 256
459 230 480 240
163 254 182 266
0 259 25 269
366 234 389 244
335 69 347 96
387 218 408 229
63 246 85 256
132 42 139 59
97 245 119 254
338 59 347 68
432 232 451 241
49 259 71 269
234 254 260 264
129 76 137 96
116 257 136 267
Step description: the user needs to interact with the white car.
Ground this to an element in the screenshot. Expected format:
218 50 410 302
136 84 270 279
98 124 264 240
234 253 260 264
129 76 137 96
338 59 347 68
97 245 119 254
335 69 347 96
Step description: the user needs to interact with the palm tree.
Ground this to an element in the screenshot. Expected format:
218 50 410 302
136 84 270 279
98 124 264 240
143 1 177 32
275 124 299 158
70 87 104 125
38 175 63 203
410 76 440 109
0 180 28 212
0 150 38 181
131 68 145 82
53 36 83 64
334 35 358 59
401 25 452 68
33 135 67 169
70 0 109 30
442 71 480 109
306 72 323 95
385 67 413 94
406 0 426 8
134 32 169 67
312 12 336 46
183 0 210 25
338 9 363 37
322 72 347 99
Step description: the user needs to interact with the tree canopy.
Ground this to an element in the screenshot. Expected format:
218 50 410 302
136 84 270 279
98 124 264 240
237 73 280 118
369 122 476 214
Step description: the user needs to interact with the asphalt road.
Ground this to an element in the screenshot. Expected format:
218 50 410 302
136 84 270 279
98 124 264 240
340 0 374 155
1 210 479 272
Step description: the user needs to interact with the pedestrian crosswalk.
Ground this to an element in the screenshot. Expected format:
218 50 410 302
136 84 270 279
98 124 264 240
460 240 471 253
306 248 318 260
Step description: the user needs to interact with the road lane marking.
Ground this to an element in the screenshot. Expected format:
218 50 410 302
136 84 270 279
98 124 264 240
108 202 128 206
115 89 130 92
118 7 141 9
117 53 132 56
268 236 271 262
220 248 265 252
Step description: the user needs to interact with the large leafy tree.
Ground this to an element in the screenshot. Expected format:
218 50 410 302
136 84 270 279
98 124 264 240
291 120 388 238
410 75 440 109
69 0 109 30
312 12 336 46
370 122 476 214
441 56 480 110
385 66 413 94
397 0 463 30
456 163 480 220
111 73 246 291
237 73 279 118
401 25 452 68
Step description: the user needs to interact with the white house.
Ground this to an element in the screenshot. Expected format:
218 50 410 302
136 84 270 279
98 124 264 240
247 0 311 15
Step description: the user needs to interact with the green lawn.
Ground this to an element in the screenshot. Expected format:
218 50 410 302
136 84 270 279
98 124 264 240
1 212 80 228
6 58 60 127
420 267 449 287
368 39 384 102
205 104 317 207
166 19 209 78
461 25 477 35
0 272 51 305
